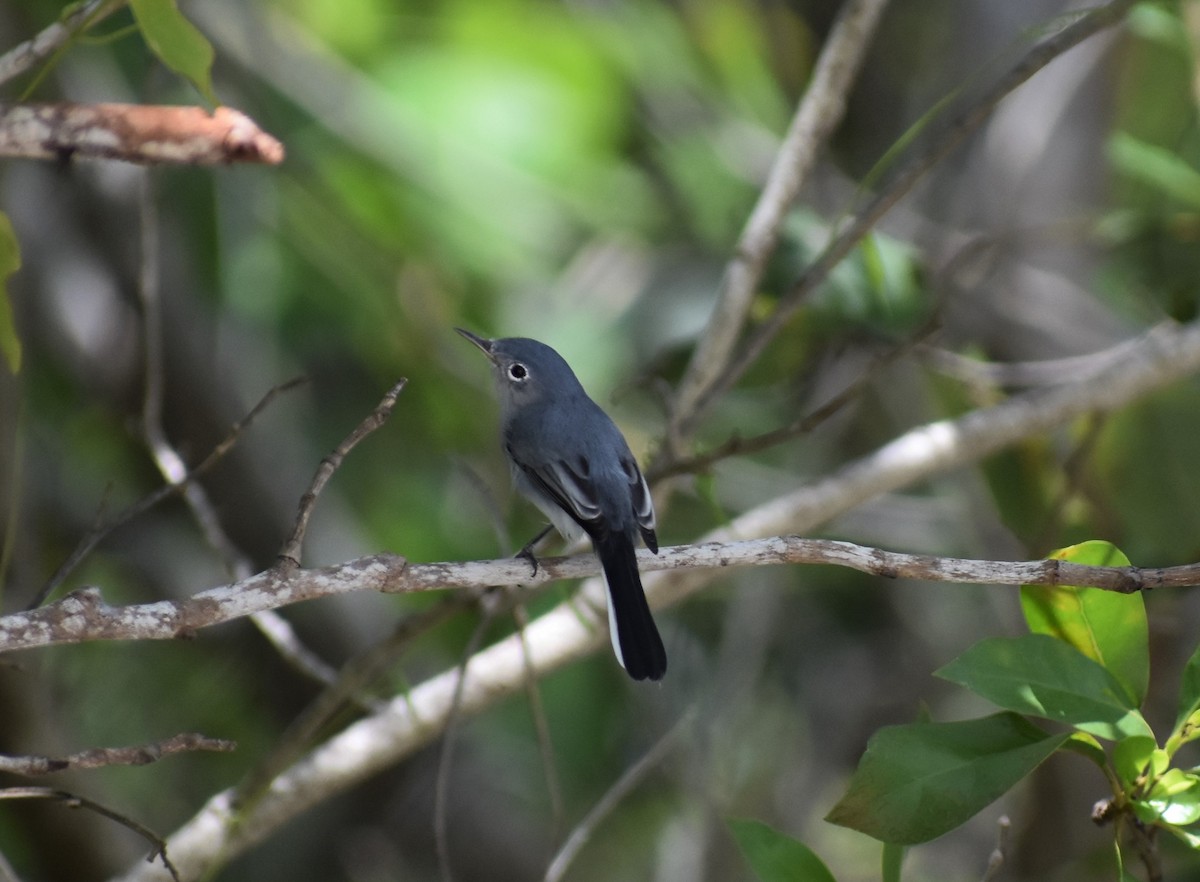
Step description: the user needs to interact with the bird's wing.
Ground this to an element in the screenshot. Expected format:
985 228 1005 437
509 448 658 551
620 455 658 552
510 451 603 528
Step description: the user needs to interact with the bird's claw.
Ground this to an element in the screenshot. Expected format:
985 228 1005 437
515 544 540 578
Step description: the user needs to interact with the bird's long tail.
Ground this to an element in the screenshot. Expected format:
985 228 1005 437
594 530 667 681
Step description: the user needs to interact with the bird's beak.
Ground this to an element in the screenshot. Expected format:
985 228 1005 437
455 328 496 362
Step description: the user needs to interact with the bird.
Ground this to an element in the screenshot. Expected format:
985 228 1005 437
456 328 667 681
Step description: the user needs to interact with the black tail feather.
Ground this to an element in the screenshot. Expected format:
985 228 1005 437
594 530 667 681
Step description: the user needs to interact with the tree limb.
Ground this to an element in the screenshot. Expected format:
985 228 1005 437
6 535 1195 656
670 0 891 441
0 103 284 165
680 0 1138 431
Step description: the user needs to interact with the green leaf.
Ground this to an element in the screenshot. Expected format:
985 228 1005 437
1160 824 1200 849
881 843 906 882
1113 735 1158 785
0 212 20 373
128 0 217 105
1149 770 1200 825
1062 731 1108 768
1021 541 1149 705
728 818 836 882
936 634 1153 741
1109 131 1200 211
1171 642 1200 750
825 713 1069 844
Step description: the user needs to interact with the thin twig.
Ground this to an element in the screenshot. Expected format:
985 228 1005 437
231 595 468 809
681 0 1138 431
979 815 1010 882
512 600 565 839
0 733 235 776
276 379 408 568
650 321 937 481
436 593 504 882
27 375 306 609
671 0 891 442
543 709 694 882
922 336 1151 389
1129 820 1162 882
0 787 180 882
133 173 338 689
137 173 250 577
0 0 126 88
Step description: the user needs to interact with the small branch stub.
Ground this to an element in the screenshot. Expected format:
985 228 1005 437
0 103 285 165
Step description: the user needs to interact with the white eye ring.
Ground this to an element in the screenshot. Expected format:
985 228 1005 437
508 363 528 381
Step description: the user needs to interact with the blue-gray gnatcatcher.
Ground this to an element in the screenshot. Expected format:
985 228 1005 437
457 329 667 681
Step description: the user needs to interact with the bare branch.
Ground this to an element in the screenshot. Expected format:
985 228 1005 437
650 320 935 481
922 333 1152 389
435 598 501 882
0 0 126 88
133 174 339 690
0 733 235 776
12 318 1200 656
681 0 1138 431
3 536 1193 656
0 104 285 165
980 815 1010 882
28 376 305 609
543 709 693 882
671 0 890 439
138 174 248 577
231 596 466 809
0 786 180 882
277 379 409 568
512 600 565 838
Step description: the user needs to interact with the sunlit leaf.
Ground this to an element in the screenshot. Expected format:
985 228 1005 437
1137 769 1200 826
936 635 1153 741
1160 824 1200 849
1062 731 1108 768
1113 735 1158 785
826 713 1068 844
728 818 836 882
1021 541 1148 705
128 0 217 105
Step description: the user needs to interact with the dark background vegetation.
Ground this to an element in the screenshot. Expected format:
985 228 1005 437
2 0 1200 880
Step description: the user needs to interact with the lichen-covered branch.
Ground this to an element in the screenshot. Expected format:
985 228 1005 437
3 537 1197 656
0 103 284 165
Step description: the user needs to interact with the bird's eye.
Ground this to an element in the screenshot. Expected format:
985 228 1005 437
508 363 528 381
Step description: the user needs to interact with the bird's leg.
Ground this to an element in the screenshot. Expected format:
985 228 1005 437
515 524 554 577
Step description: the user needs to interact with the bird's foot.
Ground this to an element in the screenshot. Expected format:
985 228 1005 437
515 524 554 578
